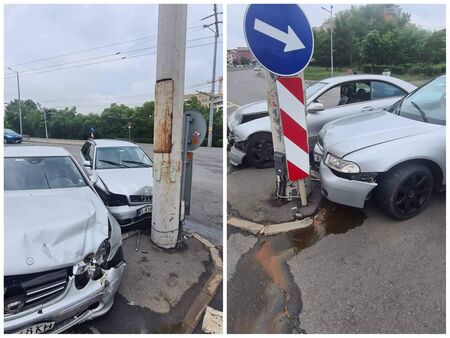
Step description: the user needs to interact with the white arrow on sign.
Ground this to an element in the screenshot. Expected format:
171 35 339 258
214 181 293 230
254 18 305 52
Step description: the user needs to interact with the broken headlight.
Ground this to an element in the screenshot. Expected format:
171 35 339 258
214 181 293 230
73 240 111 289
325 153 360 173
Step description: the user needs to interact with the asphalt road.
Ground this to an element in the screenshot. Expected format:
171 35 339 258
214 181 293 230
16 141 223 247
227 68 266 113
227 68 446 333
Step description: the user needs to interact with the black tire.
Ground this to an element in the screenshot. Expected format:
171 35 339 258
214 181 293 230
376 163 433 220
246 133 274 169
4 138 7 144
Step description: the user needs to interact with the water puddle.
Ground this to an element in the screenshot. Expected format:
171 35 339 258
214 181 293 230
228 200 367 333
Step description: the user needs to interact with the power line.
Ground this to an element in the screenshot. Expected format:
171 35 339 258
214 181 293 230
5 36 221 78
5 23 205 69
4 40 222 79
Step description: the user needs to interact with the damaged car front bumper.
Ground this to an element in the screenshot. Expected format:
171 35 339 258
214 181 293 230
5 261 125 334
319 162 378 209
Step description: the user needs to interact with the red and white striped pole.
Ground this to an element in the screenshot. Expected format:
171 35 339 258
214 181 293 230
276 76 309 180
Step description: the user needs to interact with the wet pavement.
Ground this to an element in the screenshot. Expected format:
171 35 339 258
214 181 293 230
227 196 445 333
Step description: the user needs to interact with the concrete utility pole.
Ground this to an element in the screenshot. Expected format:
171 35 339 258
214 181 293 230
204 4 221 147
151 4 187 249
8 67 23 135
321 5 334 77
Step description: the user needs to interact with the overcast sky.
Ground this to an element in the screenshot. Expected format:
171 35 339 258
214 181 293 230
227 4 446 48
4 4 223 114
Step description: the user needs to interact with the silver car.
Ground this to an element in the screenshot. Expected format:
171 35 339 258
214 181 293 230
314 75 446 220
4 146 124 333
228 74 416 168
80 139 153 229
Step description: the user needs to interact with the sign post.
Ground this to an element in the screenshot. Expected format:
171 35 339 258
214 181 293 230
244 4 314 206
128 121 132 140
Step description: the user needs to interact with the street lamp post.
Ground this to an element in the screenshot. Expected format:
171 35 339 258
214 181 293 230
321 5 334 77
8 67 23 135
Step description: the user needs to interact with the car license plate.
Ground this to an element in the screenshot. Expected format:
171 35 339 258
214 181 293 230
136 205 152 217
17 321 55 334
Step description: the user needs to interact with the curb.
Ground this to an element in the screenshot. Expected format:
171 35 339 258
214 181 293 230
182 231 223 333
228 216 313 236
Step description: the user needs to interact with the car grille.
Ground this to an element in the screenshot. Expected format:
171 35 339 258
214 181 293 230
5 268 70 315
130 195 152 203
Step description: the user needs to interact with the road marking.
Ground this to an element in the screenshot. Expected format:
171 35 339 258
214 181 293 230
227 101 241 108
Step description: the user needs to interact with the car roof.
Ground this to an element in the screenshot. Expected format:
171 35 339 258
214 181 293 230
88 138 139 148
321 74 411 85
4 146 71 158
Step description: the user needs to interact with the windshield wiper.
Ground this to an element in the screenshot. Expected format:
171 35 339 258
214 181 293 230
98 159 129 168
410 101 428 122
123 160 152 167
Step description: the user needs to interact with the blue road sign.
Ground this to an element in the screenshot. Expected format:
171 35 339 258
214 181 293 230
244 4 314 76
90 126 95 133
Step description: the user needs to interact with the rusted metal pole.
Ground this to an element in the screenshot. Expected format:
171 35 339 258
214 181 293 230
151 4 187 249
265 70 287 197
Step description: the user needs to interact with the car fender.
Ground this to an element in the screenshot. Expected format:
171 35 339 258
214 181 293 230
233 116 271 142
345 128 446 185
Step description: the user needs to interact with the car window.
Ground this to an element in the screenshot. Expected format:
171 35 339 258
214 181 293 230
397 76 445 125
4 156 87 190
95 146 153 169
371 81 406 100
316 81 371 108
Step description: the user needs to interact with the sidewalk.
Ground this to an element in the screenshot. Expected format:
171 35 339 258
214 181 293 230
68 231 223 333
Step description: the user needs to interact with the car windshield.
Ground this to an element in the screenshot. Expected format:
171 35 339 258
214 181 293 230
306 81 327 98
4 156 87 190
4 129 16 135
397 76 446 125
96 146 153 169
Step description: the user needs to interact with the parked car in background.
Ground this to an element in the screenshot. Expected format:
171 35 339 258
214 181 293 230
314 75 446 220
4 146 124 333
80 139 153 229
228 74 416 168
4 128 22 144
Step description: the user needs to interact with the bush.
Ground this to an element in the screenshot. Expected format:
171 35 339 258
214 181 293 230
410 64 424 75
362 65 372 73
392 65 405 75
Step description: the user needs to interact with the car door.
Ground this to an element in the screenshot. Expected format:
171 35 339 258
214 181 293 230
307 80 373 146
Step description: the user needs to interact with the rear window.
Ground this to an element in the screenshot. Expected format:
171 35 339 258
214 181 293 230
4 156 87 191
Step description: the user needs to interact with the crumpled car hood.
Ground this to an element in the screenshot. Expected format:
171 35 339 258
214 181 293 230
228 101 267 131
5 186 108 275
320 111 439 158
96 167 153 196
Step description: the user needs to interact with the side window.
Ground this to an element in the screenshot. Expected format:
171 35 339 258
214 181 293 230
348 81 371 104
315 81 372 108
371 81 407 100
316 86 341 108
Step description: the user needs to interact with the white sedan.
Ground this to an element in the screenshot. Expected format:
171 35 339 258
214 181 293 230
228 74 416 168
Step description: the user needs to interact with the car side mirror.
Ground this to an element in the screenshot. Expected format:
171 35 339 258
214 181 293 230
83 159 92 168
308 102 325 113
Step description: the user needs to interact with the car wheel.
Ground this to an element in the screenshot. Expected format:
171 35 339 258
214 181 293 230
377 163 433 220
4 138 7 144
246 133 274 169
